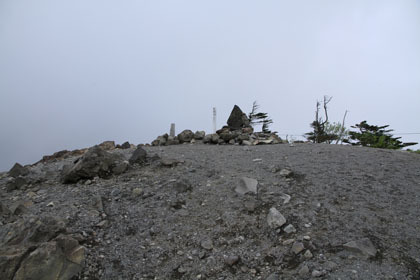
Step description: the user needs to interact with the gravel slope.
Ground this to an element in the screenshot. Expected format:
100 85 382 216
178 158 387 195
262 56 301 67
1 143 420 279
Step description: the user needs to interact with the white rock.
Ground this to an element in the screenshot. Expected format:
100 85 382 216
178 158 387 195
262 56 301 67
298 265 309 276
312 270 323 277
343 238 377 258
267 207 286 228
279 193 291 204
283 224 296 233
282 238 295 245
279 169 293 177
236 177 258 195
304 250 313 259
291 242 305 254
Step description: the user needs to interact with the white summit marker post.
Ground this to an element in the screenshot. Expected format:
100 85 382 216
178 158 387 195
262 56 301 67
213 107 217 133
170 123 175 137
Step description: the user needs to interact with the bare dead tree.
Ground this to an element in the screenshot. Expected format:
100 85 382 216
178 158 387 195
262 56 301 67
335 110 348 144
306 95 333 143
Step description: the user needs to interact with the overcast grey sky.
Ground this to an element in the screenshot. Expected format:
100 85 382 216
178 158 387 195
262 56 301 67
1 0 419 171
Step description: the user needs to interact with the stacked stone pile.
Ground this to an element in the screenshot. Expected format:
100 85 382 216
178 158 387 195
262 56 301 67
151 105 283 146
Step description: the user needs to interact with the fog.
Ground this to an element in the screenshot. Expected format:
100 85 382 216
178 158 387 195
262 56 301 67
1 0 419 171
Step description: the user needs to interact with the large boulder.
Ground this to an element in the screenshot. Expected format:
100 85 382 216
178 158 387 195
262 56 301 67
13 236 85 280
38 149 87 164
0 216 85 280
152 134 168 146
210 134 220 144
0 201 11 216
177 130 194 143
194 131 206 140
219 132 236 142
166 136 180 145
98 140 115 150
120 141 131 149
61 146 124 183
8 163 29 178
227 105 250 130
129 146 147 164
5 177 27 192
203 134 212 144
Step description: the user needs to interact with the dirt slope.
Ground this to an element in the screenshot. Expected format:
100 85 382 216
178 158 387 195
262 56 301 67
1 143 420 279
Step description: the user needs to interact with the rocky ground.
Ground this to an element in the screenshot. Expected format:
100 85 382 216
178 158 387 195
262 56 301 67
1 142 420 279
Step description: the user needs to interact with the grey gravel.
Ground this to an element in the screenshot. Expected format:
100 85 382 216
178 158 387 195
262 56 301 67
1 143 419 280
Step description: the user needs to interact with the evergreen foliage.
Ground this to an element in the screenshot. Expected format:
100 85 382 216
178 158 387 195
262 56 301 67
306 120 338 143
248 101 273 133
344 121 417 149
324 122 349 144
305 96 336 143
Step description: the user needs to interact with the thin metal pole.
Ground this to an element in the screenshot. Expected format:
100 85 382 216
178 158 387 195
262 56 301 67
213 107 217 133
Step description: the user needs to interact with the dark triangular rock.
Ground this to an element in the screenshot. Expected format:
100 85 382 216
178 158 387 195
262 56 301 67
227 105 250 130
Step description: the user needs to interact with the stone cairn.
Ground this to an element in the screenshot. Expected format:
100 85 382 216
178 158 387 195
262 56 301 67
151 105 283 146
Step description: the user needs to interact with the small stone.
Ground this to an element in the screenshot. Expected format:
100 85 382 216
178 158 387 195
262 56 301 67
312 270 324 277
282 239 295 245
177 250 184 256
96 220 108 228
242 140 252 146
343 238 377 258
265 273 279 280
173 179 193 193
111 189 120 196
92 195 104 211
244 200 256 212
84 179 92 185
224 255 240 266
201 239 213 250
46 202 54 207
178 266 187 273
298 265 309 276
27 191 37 198
236 177 258 195
279 193 291 204
0 202 11 215
304 250 313 259
279 168 293 178
325 261 338 271
9 201 28 215
283 224 296 233
291 242 305 254
303 235 311 240
304 223 311 228
132 188 144 196
160 158 182 167
267 207 286 228
252 158 262 162
199 251 206 259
